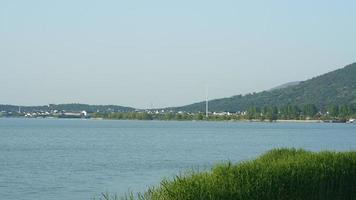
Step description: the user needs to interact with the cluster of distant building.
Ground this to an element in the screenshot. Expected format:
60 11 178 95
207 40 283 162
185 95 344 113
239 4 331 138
1 109 88 118
143 109 249 117
1 108 354 123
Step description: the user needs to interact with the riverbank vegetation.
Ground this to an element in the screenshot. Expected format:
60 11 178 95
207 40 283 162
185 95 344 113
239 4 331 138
2 103 355 122
90 104 356 122
99 148 356 200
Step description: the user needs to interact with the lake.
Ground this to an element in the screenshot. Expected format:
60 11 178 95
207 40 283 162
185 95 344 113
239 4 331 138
0 118 355 200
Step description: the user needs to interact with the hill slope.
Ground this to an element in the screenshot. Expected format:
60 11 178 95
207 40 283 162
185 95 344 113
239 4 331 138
269 81 301 91
172 63 356 112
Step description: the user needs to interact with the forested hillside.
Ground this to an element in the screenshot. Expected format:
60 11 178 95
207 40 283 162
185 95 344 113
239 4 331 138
172 63 356 112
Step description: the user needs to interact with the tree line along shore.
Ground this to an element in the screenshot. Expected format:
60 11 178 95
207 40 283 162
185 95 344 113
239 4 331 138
1 104 355 123
90 104 356 122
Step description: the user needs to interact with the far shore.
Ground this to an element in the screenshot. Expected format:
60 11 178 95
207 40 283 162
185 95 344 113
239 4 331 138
2 117 354 124
90 117 350 124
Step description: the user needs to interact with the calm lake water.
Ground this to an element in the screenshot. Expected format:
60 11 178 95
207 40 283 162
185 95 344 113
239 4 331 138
0 118 355 200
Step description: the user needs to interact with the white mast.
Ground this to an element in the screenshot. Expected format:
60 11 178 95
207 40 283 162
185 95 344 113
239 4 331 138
205 85 208 119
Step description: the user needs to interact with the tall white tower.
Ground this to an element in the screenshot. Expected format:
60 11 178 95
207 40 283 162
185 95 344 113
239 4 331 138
205 85 209 119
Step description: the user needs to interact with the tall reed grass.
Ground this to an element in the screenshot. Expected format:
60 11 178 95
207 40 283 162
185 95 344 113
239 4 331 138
100 148 356 200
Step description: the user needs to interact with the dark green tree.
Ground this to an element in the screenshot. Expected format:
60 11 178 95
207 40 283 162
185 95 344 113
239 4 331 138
303 104 318 118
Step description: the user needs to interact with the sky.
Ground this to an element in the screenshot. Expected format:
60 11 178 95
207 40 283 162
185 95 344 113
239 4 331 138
1 0 355 108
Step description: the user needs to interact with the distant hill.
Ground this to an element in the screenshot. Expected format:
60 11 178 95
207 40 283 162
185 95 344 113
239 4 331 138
269 81 301 91
2 63 355 114
171 63 356 112
0 103 136 113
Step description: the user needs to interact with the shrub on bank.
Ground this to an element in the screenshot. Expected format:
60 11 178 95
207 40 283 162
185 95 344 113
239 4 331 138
101 148 356 200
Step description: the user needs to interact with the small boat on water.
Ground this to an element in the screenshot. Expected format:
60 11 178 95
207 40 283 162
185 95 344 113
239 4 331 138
347 119 355 123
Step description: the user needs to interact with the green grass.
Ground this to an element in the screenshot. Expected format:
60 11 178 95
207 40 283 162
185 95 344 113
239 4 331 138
101 148 356 200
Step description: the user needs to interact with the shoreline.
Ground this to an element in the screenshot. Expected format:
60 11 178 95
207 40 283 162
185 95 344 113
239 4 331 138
2 117 354 124
275 119 323 123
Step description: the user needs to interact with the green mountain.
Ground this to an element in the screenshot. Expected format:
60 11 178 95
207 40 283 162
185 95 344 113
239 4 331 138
172 63 356 112
268 81 301 91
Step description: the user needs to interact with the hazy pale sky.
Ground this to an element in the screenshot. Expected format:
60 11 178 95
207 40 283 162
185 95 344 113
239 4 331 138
1 0 355 108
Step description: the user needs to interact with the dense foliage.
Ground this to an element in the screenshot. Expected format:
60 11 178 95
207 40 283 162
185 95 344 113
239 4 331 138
104 149 356 200
245 104 356 121
173 63 356 113
91 103 356 121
